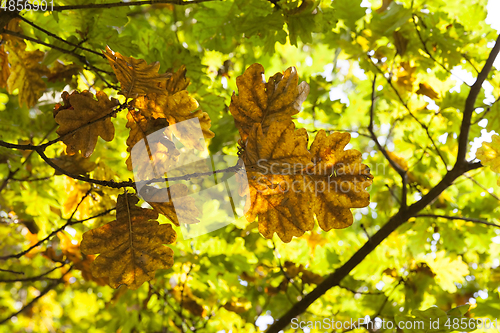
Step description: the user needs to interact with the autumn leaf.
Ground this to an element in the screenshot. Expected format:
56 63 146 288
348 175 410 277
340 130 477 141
50 153 97 176
229 63 310 140
4 39 49 108
47 62 80 84
135 91 214 150
54 90 119 158
63 179 92 219
242 121 314 242
309 130 373 231
139 184 200 226
170 285 207 317
104 46 172 98
0 45 10 89
57 232 109 286
81 193 177 289
394 61 416 92
125 110 180 177
416 82 439 100
477 134 500 186
223 297 251 314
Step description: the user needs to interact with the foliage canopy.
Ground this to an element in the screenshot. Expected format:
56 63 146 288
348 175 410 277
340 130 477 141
1 0 500 332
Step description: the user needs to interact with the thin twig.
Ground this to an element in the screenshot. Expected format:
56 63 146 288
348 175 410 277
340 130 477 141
415 214 500 228
0 208 114 261
18 15 103 57
50 0 216 11
0 266 73 325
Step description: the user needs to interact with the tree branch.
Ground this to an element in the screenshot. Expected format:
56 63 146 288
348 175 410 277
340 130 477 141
17 15 104 58
456 34 500 164
50 0 216 11
266 162 482 333
366 75 408 209
0 264 65 283
266 34 500 330
415 214 500 228
0 208 114 261
0 266 73 325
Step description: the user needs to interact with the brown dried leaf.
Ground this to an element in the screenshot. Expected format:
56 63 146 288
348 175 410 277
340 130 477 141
103 46 171 98
54 90 119 158
81 193 177 289
229 63 310 140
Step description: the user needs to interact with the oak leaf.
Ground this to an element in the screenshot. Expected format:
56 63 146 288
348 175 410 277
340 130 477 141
242 121 314 242
104 46 172 98
309 130 373 231
133 90 214 150
477 134 500 186
125 110 180 176
50 153 97 175
0 45 10 89
54 90 119 158
4 39 49 108
229 63 310 140
139 184 200 226
47 62 80 84
81 193 177 289
57 232 109 286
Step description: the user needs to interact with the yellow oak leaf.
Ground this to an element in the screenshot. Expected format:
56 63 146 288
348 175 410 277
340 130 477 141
423 251 469 293
309 130 373 231
243 121 311 173
163 64 190 94
139 184 200 226
477 134 500 185
57 232 109 286
63 179 92 220
81 193 177 289
54 90 119 158
133 90 214 150
103 46 172 98
4 39 49 108
242 121 314 242
229 63 310 140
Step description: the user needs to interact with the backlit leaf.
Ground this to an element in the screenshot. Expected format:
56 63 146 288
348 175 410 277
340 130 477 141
54 91 119 158
229 63 310 140
81 193 177 289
